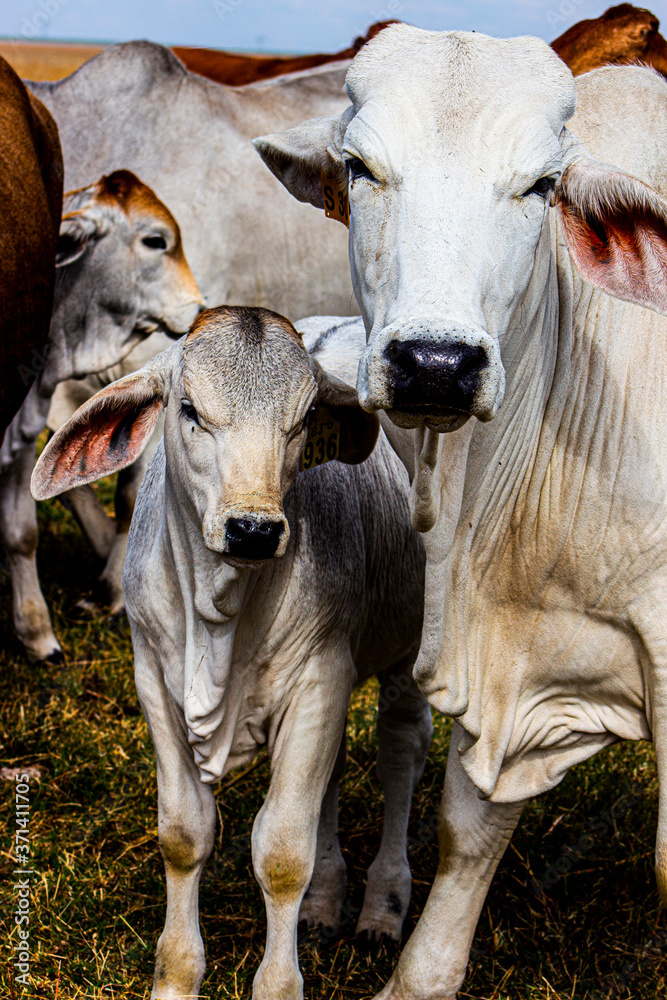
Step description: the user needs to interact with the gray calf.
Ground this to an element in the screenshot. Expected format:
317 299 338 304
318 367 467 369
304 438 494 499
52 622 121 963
1 170 202 662
32 306 431 1000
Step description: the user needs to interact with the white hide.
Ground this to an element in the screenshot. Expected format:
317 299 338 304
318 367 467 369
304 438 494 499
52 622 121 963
254 28 667 1000
32 309 431 1000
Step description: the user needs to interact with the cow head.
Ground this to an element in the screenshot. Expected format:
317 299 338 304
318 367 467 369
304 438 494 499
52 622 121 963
254 25 667 432
51 169 203 384
31 306 379 567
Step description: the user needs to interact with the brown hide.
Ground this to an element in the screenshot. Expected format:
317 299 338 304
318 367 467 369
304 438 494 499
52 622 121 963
0 55 62 439
0 22 396 85
172 20 396 85
552 4 667 78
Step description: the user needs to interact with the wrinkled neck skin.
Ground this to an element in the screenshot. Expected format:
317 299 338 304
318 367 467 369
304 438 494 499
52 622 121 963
156 406 275 779
389 212 581 800
416 215 561 668
45 263 141 392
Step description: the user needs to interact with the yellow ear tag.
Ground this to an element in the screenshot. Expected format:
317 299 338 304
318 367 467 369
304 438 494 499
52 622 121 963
321 175 350 228
299 406 341 472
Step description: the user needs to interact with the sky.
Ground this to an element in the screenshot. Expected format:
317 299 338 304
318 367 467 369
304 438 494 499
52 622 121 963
3 0 664 52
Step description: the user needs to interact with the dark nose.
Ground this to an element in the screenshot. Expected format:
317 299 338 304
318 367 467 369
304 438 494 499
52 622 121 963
225 517 284 561
385 338 487 414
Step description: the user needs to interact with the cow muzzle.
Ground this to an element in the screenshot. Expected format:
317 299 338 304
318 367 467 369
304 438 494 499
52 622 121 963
357 321 505 431
204 506 290 566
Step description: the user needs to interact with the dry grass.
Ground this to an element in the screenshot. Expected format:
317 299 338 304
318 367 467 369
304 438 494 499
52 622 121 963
0 480 666 999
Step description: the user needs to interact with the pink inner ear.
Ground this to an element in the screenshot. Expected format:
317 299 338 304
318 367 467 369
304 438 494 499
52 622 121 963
558 188 667 314
42 393 162 497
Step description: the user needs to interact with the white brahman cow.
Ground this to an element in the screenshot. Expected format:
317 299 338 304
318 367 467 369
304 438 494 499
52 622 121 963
254 25 667 1000
31 306 432 1000
0 170 201 662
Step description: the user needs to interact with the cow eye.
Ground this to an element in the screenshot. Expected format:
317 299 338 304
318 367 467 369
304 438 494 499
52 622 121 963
346 156 376 184
142 234 168 250
524 176 557 198
181 399 200 426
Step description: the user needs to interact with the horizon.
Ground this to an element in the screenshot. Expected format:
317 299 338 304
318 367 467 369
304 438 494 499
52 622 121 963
0 0 642 54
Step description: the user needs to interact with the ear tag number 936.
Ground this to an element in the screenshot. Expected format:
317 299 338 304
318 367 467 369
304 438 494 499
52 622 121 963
299 407 341 472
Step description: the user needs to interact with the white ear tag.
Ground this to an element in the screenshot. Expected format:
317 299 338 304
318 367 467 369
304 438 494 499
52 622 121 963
299 406 341 472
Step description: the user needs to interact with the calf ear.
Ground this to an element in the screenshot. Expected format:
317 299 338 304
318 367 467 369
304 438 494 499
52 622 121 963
556 157 667 314
253 111 351 209
311 361 379 464
31 368 167 500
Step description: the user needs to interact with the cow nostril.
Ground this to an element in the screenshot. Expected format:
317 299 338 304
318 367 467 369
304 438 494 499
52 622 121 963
385 339 404 363
225 517 285 560
384 338 489 415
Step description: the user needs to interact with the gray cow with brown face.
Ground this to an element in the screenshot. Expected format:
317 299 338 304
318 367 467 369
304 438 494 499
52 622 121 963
0 169 202 663
32 306 432 1000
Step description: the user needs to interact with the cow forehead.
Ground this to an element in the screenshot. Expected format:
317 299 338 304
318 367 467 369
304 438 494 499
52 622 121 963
180 307 314 420
345 26 577 140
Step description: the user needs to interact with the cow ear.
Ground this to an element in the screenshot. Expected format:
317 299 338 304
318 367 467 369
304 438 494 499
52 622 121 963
56 184 112 267
311 360 379 464
556 158 667 315
31 366 168 500
253 111 351 209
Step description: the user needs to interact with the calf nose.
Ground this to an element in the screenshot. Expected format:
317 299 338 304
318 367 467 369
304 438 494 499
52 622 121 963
225 517 284 561
385 339 487 414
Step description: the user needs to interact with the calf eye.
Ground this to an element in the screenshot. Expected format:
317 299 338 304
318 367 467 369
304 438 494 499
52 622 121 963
181 400 200 426
302 404 316 432
346 156 376 184
524 176 556 198
142 235 167 250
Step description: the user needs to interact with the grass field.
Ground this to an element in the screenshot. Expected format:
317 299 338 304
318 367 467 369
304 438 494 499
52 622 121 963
1 478 666 1000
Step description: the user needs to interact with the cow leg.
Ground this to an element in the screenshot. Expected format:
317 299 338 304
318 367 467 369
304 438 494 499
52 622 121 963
60 484 116 560
298 730 347 935
0 444 62 663
134 639 216 1000
100 416 164 613
252 659 352 1000
627 603 667 903
357 664 433 942
373 722 524 1000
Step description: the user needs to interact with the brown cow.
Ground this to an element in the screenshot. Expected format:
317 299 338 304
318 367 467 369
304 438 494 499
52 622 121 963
552 3 667 78
0 22 396 85
0 55 62 441
172 21 397 85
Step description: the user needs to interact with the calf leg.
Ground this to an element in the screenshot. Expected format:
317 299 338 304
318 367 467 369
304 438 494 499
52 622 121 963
298 731 347 935
357 663 433 942
134 639 216 1000
373 722 524 1000
252 658 352 1000
0 445 62 663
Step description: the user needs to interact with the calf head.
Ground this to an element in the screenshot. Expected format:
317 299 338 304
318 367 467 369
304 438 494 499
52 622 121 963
254 25 667 431
52 169 203 380
31 306 379 567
